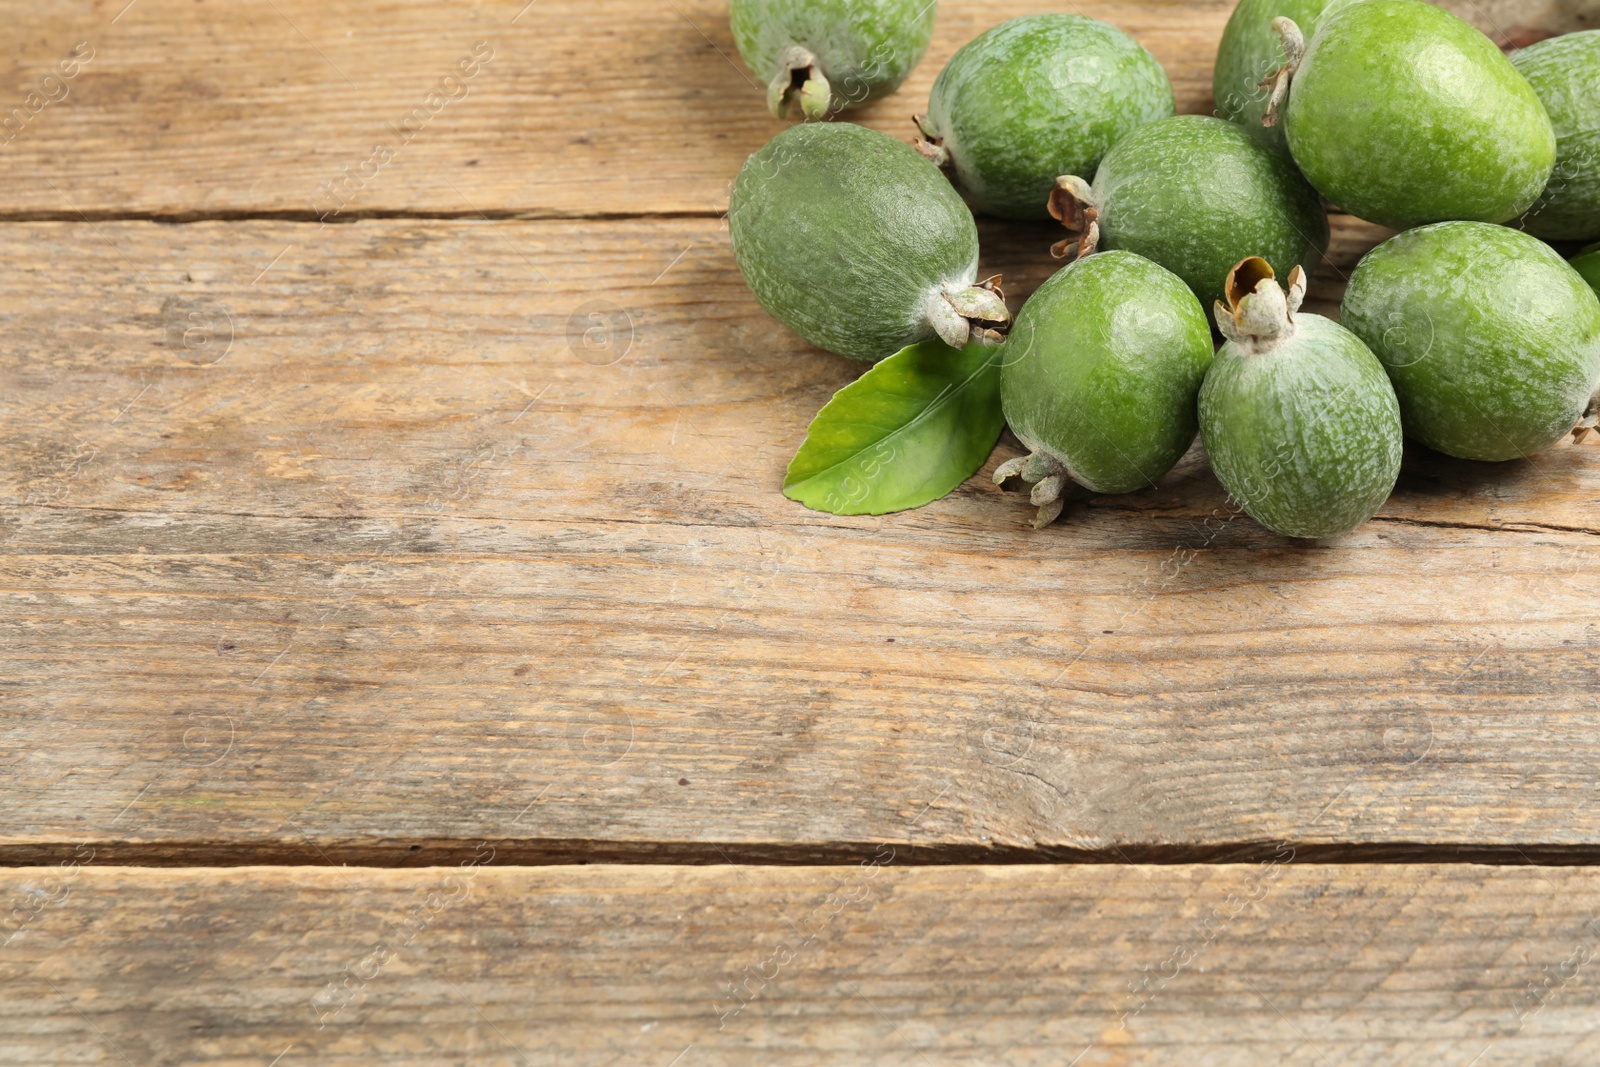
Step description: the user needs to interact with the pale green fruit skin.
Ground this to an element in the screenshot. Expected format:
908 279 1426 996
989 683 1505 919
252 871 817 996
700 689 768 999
1089 115 1329 304
1200 315 1401 539
1000 251 1213 494
924 15 1173 220
729 0 936 115
1213 0 1331 152
1512 31 1600 242
1575 243 1600 293
1283 0 1556 229
1341 222 1600 462
729 123 980 364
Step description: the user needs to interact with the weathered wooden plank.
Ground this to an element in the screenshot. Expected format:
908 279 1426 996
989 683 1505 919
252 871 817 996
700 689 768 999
0 216 1597 860
0 0 1581 217
4 863 1600 1064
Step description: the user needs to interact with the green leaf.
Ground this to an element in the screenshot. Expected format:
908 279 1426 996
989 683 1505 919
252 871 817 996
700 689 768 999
783 339 1005 516
1574 244 1600 294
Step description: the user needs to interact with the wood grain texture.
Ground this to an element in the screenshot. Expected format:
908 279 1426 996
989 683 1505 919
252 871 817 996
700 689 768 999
1 216 1597 862
6 863 1600 1064
0 0 1587 218
4 2 1600 1061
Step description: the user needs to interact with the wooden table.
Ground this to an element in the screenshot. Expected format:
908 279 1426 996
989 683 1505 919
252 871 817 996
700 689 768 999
3 0 1599 1062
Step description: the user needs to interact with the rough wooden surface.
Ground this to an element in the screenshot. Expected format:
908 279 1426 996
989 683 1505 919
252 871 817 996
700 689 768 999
0 0 1586 218
6 863 1600 1064
6 0 1600 1058
2 216 1598 863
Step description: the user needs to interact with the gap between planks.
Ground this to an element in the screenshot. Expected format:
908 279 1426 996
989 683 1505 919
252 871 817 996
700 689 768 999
7 840 1600 868
0 208 734 224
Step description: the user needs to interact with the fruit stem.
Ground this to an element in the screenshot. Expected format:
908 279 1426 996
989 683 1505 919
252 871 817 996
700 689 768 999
1214 257 1306 353
1260 17 1305 129
1048 176 1101 261
767 46 832 120
927 275 1011 349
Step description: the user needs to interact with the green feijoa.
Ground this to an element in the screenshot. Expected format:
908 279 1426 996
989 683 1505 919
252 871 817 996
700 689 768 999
1575 243 1600 294
1341 222 1600 461
729 0 936 121
729 123 1010 364
1267 0 1556 229
914 15 1173 220
1048 115 1328 305
995 250 1213 527
1512 31 1600 242
1213 0 1330 152
1200 258 1402 539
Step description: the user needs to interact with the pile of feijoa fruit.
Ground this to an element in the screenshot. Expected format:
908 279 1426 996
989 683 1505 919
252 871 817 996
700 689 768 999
726 0 1600 537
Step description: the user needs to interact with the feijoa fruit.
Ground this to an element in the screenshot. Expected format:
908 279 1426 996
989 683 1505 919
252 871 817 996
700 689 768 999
1511 30 1600 242
1049 115 1328 305
995 250 1213 527
729 122 1009 363
914 14 1173 220
1200 258 1402 539
1265 0 1556 228
1341 222 1600 461
730 0 937 120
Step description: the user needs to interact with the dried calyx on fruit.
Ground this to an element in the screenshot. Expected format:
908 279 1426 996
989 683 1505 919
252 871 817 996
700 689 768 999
1046 115 1327 305
729 0 937 120
1047 175 1101 264
1213 0 1331 152
1213 256 1304 349
1200 258 1403 539
768 44 833 121
934 275 1010 349
729 123 1010 363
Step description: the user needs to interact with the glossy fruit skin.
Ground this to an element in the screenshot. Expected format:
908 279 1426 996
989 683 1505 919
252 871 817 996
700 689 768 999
1511 31 1600 242
1213 0 1330 152
730 0 935 116
1000 251 1213 494
1574 243 1600 293
922 15 1173 220
1201 314 1401 539
729 123 982 363
1282 0 1556 229
1341 222 1600 462
1086 116 1328 304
